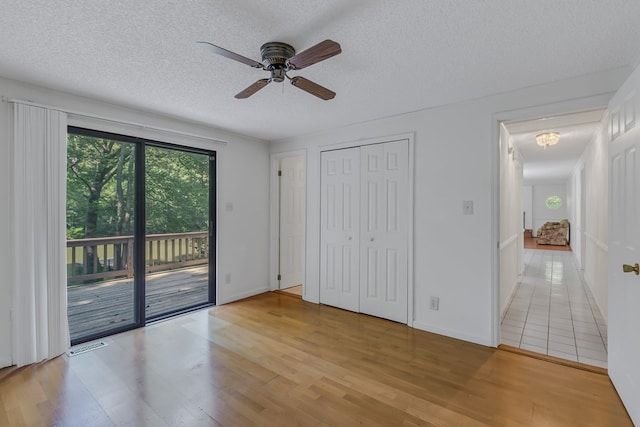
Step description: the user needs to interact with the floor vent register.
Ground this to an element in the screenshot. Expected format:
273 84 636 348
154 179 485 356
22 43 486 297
67 341 108 357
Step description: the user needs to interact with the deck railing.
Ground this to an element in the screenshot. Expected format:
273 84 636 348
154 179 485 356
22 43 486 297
67 231 209 284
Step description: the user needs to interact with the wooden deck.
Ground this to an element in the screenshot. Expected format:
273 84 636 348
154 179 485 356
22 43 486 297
67 265 209 340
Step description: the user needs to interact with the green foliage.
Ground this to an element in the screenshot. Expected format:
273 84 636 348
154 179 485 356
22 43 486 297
67 133 209 240
67 134 133 239
145 146 209 234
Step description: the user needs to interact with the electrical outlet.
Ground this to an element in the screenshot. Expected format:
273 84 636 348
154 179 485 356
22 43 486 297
429 296 439 311
224 273 231 284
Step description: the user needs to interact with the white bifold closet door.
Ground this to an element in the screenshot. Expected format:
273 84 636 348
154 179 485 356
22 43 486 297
320 147 360 312
359 142 409 323
320 140 408 323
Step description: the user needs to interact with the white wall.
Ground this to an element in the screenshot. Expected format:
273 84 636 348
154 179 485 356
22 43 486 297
270 68 628 346
529 184 568 236
0 76 270 368
567 164 586 271
216 135 271 304
0 87 10 368
499 125 524 318
570 118 609 322
567 168 579 264
522 185 533 230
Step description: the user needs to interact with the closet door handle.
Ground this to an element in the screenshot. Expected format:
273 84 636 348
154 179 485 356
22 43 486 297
370 237 375 242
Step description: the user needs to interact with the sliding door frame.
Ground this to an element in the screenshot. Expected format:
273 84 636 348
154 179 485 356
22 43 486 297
143 140 217 322
67 126 217 344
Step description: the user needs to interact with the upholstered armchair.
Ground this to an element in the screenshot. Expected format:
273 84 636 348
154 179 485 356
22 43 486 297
536 219 570 246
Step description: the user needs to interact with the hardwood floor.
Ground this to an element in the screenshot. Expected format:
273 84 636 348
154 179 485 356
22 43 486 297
0 292 631 426
524 232 572 251
276 284 303 298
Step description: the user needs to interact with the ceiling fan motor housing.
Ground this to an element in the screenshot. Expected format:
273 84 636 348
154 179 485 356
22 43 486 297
260 42 295 82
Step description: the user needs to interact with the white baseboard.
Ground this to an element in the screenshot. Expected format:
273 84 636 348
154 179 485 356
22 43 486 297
0 357 13 369
501 282 520 321
412 321 492 347
218 287 269 305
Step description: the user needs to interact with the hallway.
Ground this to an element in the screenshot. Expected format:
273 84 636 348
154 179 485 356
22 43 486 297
500 249 608 368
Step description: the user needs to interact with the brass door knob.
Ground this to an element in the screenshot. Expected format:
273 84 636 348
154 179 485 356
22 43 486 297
622 263 639 275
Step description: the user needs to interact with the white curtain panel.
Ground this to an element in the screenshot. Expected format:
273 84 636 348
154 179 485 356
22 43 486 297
11 102 70 367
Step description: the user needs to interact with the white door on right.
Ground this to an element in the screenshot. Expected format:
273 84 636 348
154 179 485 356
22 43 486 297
608 70 640 424
359 141 409 323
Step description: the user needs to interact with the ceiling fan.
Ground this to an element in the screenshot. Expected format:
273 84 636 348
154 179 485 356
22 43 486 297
197 39 342 100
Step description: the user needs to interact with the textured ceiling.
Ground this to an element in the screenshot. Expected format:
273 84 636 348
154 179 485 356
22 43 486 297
506 109 606 182
1 1 639 141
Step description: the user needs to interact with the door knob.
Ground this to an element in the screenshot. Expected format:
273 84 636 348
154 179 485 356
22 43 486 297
622 263 639 275
370 237 375 242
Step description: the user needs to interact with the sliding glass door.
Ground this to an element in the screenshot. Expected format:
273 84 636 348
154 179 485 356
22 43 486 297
66 127 216 344
144 145 214 319
66 131 138 342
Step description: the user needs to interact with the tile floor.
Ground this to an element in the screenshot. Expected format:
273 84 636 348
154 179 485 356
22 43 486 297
501 249 608 368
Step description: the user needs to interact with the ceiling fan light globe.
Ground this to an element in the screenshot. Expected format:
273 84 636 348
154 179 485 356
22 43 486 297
270 68 286 83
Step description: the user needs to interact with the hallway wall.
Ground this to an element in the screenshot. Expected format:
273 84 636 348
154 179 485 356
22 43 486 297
570 117 609 322
529 184 568 236
522 185 533 230
499 124 523 317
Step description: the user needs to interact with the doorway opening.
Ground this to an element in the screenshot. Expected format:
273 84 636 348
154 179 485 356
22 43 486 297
66 127 216 344
498 109 608 368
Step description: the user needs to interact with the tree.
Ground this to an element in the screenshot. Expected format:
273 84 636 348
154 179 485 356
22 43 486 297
144 146 208 234
67 134 134 273
66 133 210 276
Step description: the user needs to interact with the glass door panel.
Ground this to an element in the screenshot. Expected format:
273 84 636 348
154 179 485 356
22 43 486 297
66 131 137 343
144 145 211 318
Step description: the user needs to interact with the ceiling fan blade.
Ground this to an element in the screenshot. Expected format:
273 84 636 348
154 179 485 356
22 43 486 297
197 42 263 68
290 76 336 100
287 40 341 70
235 79 270 99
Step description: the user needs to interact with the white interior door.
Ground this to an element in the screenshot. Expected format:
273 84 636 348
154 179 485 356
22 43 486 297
320 148 360 312
279 156 305 289
359 142 409 323
608 80 640 423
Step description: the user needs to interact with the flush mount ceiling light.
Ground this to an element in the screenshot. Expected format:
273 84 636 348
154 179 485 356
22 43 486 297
536 132 560 149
